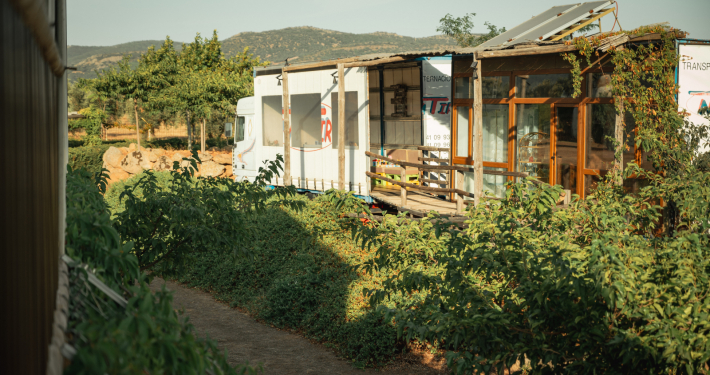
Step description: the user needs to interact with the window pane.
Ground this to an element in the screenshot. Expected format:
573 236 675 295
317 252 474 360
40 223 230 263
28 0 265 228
236 116 245 142
515 104 551 183
454 77 471 99
331 91 360 149
515 74 574 98
456 106 470 157
589 73 613 98
262 95 282 146
482 76 509 99
483 167 507 198
291 93 322 148
586 104 616 171
482 104 508 163
555 106 578 193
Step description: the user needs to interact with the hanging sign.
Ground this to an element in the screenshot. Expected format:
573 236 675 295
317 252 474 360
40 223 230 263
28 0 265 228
678 44 710 154
422 58 452 187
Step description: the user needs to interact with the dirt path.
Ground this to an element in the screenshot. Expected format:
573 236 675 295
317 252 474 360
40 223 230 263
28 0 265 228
150 278 448 375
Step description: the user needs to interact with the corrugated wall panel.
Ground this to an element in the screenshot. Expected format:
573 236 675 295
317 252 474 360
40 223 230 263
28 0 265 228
0 1 61 373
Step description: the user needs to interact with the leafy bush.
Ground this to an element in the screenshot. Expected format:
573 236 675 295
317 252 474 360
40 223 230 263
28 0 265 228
68 142 127 173
108 153 299 273
65 167 256 374
106 182 412 367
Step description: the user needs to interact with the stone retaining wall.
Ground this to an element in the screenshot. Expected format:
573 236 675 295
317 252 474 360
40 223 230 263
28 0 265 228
102 143 233 184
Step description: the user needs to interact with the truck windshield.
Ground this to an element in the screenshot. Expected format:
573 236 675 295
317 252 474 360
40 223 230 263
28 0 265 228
236 116 245 142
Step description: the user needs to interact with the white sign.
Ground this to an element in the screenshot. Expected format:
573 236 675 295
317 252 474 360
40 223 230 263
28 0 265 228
422 58 452 187
678 44 710 154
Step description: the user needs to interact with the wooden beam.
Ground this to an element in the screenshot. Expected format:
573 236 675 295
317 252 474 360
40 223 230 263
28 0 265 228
400 166 407 206
365 150 530 176
338 63 345 190
282 71 291 186
473 55 483 206
201 118 206 154
417 146 450 152
614 102 624 186
282 57 359 72
477 44 577 59
366 172 474 197
550 8 616 41
456 171 464 212
343 56 407 68
421 178 449 186
418 157 449 163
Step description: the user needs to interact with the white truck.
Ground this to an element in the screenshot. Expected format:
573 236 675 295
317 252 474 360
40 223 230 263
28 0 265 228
231 66 373 199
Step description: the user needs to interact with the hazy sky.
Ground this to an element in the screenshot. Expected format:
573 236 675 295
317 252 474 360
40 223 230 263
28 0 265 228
68 0 709 46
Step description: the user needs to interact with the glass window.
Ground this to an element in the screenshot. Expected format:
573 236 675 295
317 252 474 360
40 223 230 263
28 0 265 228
516 104 551 183
235 116 245 142
291 94 322 148
589 73 613 98
482 76 509 99
331 91 359 149
482 104 508 163
454 77 471 99
483 167 507 198
456 106 470 157
262 96 283 146
623 111 637 167
555 106 578 193
515 74 574 98
586 104 616 171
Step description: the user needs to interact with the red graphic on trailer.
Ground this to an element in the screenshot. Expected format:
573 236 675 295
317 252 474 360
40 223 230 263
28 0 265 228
321 104 332 144
422 97 451 114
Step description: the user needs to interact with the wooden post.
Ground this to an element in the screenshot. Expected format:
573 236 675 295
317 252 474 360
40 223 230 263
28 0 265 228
400 166 407 207
282 71 291 186
456 170 464 213
472 53 484 206
338 63 346 191
201 118 206 154
614 102 624 186
298 176 301 189
322 179 324 191
133 98 140 149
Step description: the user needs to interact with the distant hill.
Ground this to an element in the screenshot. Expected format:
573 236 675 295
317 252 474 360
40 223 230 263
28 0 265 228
221 26 457 64
68 27 457 82
67 40 184 82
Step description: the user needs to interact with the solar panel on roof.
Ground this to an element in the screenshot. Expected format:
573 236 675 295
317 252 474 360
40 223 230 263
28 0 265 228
508 1 613 45
479 3 580 48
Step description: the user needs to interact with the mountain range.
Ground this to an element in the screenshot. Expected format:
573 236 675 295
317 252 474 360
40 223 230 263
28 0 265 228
67 26 456 82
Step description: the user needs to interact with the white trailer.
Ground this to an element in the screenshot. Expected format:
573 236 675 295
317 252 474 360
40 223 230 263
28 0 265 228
232 66 373 199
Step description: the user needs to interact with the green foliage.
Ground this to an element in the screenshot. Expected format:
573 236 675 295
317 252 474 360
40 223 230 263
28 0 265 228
337 28 710 375
437 13 506 48
68 142 119 174
65 167 256 374
107 153 300 273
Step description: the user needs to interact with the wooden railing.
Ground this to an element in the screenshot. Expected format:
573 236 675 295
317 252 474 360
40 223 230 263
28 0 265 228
365 150 533 206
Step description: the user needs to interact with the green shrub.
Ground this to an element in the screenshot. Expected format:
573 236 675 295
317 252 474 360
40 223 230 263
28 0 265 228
65 167 256 374
68 143 124 174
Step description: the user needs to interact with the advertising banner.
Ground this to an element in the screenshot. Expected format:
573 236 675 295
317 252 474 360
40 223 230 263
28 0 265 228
422 58 452 187
678 44 710 153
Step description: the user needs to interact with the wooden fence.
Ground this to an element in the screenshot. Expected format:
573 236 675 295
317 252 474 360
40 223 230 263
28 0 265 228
366 147 536 208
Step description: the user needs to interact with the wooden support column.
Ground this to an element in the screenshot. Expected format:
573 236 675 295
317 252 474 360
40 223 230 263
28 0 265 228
282 71 291 186
400 165 407 207
472 53 483 206
201 118 206 154
456 170 464 213
614 101 625 185
338 63 346 191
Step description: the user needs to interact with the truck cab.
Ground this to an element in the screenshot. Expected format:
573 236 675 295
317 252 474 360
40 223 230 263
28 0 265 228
232 97 256 183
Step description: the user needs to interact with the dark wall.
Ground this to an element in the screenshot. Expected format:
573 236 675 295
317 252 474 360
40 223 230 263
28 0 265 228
0 1 61 373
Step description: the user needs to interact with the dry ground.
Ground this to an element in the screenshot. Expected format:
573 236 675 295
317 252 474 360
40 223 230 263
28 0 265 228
150 277 449 375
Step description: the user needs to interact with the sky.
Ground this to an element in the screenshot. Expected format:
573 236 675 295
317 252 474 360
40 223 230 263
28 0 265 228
68 0 710 46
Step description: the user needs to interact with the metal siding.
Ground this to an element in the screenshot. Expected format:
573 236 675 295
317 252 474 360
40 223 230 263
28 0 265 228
0 1 61 373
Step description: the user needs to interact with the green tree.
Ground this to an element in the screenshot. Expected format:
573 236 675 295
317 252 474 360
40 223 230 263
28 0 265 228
437 13 506 48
